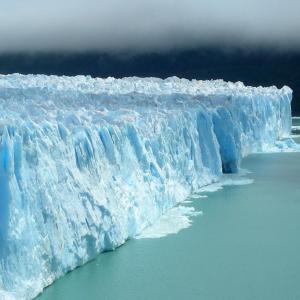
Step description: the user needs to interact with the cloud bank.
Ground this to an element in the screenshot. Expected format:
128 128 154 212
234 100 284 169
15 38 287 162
1 0 300 53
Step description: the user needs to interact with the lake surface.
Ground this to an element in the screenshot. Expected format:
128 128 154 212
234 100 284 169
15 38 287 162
37 120 300 300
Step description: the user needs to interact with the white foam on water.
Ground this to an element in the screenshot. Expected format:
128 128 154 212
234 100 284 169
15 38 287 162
193 171 254 195
136 206 202 239
189 194 208 199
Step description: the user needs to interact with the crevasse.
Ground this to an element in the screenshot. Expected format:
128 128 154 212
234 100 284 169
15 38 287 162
0 74 294 300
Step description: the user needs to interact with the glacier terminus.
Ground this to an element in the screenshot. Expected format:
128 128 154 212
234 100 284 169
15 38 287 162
0 74 298 300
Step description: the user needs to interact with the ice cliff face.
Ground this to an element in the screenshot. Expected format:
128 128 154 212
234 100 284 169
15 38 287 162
0 74 293 299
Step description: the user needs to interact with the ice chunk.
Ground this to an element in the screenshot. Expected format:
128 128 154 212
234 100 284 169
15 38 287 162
136 205 202 239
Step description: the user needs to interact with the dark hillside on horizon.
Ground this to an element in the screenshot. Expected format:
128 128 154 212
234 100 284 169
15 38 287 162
1 49 300 115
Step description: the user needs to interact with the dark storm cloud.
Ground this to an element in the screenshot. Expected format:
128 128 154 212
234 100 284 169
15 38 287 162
1 0 300 53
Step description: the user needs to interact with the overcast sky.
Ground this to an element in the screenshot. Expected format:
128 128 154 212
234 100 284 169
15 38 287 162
1 0 300 53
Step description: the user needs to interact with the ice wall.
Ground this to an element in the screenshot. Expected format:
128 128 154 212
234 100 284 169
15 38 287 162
0 74 293 300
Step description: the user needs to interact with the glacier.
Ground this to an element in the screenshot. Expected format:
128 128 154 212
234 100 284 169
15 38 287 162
0 74 296 300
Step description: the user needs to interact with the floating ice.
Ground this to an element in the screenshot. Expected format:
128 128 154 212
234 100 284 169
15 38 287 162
191 171 254 195
136 205 202 239
0 74 296 300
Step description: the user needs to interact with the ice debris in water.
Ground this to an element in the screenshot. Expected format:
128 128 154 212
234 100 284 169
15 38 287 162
136 205 202 239
0 74 296 299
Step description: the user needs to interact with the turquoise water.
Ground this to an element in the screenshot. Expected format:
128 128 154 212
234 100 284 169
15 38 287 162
37 125 300 300
293 117 300 126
